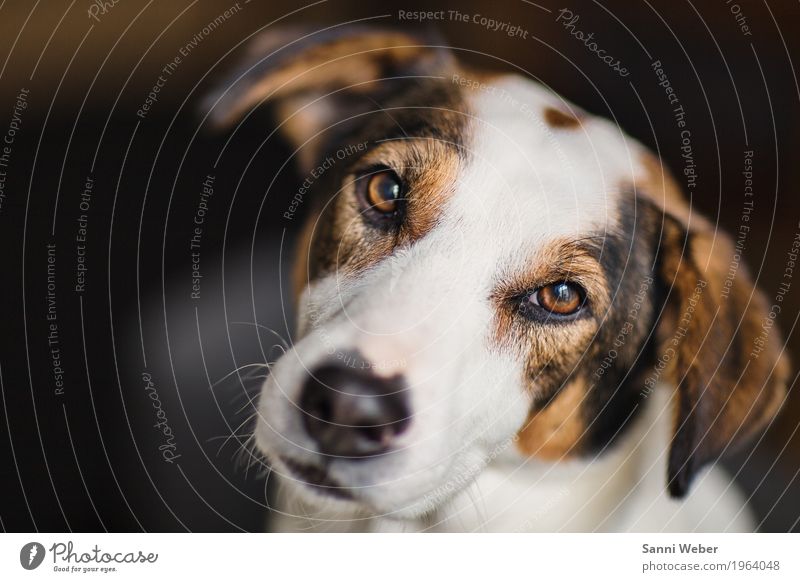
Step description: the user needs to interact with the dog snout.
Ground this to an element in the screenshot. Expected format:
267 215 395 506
300 362 411 459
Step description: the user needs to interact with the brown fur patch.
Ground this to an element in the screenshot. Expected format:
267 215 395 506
491 238 609 400
212 30 454 128
392 141 462 244
636 153 713 231
497 194 662 462
595 160 792 496
227 30 472 295
655 213 790 495
517 377 587 459
543 106 581 129
299 136 464 289
633 153 791 495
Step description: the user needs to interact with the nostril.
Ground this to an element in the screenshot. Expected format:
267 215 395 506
318 400 332 422
307 395 332 423
299 362 410 458
357 417 410 446
357 425 387 446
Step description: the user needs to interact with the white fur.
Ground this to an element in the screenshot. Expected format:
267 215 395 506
268 389 754 532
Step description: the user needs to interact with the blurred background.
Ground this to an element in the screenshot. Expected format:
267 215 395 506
0 0 798 532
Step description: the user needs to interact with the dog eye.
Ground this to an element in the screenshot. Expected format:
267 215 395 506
528 282 586 316
364 170 402 214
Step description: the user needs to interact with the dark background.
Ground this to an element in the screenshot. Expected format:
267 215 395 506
0 0 798 532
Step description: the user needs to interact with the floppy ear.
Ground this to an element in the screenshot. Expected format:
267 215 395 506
202 25 454 170
641 158 790 497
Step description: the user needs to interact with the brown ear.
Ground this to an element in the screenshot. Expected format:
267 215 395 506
202 25 454 169
642 159 790 497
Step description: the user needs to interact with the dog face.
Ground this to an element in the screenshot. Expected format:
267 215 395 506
207 27 788 519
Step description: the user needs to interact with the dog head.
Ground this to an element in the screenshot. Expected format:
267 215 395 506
206 26 788 519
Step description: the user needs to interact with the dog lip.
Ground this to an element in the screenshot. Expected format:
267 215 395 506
281 456 353 500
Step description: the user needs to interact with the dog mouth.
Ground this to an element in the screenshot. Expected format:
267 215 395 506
281 457 353 500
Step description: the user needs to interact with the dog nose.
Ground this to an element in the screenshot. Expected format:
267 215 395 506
300 362 410 458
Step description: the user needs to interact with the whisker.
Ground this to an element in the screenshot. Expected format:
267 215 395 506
263 464 274 512
211 362 270 391
234 384 265 414
211 412 258 458
229 321 290 349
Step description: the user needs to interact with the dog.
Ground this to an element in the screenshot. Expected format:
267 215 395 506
205 26 789 532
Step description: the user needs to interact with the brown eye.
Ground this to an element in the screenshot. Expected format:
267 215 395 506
531 282 585 315
365 170 402 214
